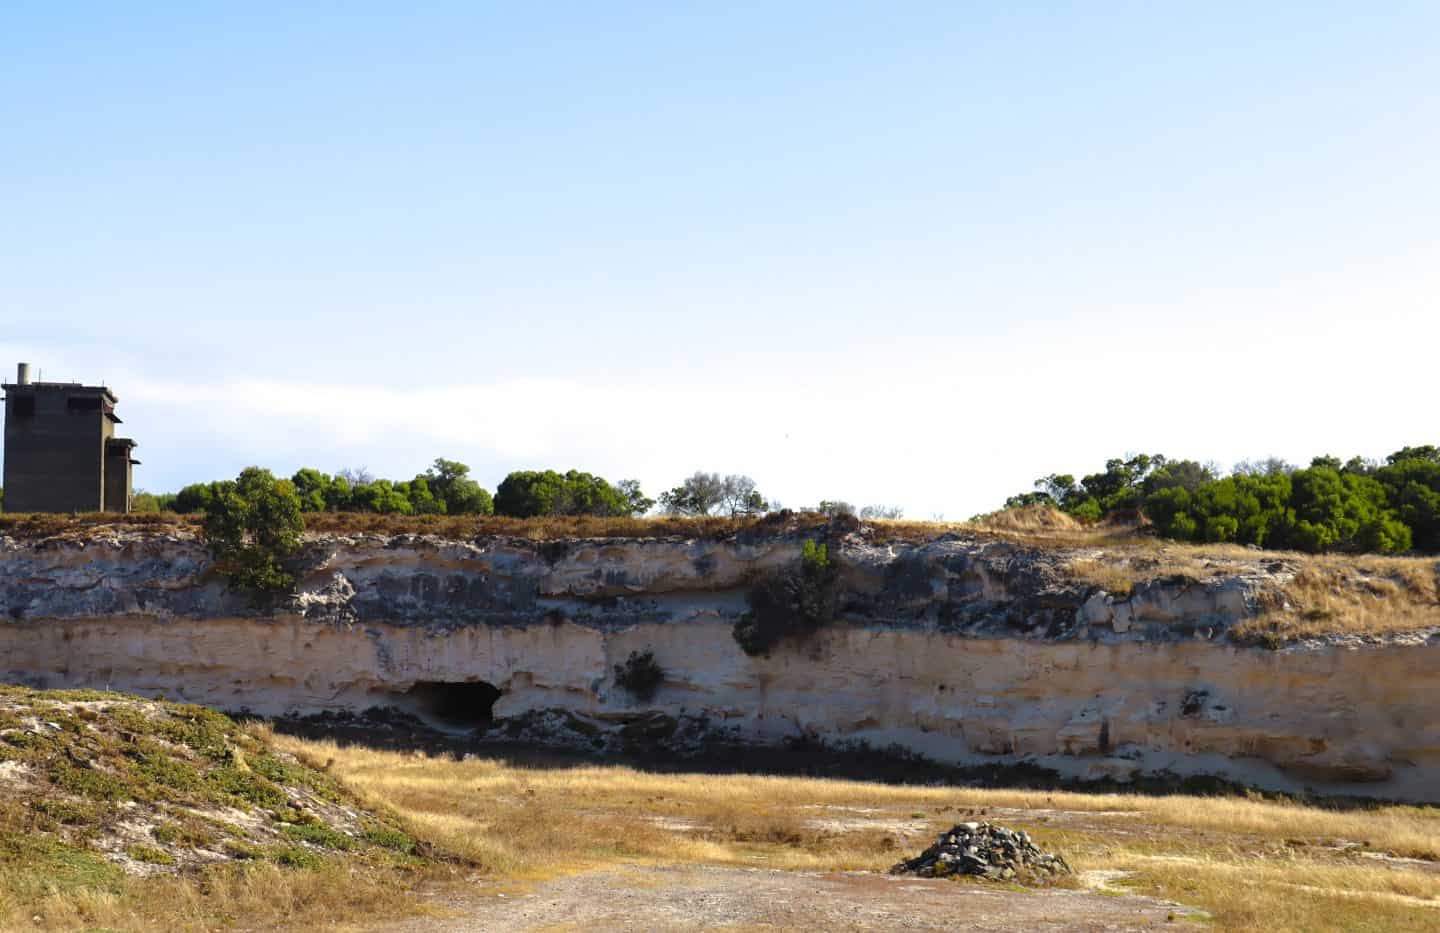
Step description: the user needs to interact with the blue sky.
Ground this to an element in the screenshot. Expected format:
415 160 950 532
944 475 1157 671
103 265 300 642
3 2 1437 516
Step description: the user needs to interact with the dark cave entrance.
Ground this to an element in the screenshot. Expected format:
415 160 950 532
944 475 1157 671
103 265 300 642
405 680 503 727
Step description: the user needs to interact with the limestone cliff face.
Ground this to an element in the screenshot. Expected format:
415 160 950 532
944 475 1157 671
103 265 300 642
2 529 1437 801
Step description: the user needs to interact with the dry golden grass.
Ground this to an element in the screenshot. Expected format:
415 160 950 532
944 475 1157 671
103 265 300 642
1234 554 1440 642
0 859 446 933
1053 538 1440 641
1082 847 1440 932
271 731 1440 931
0 510 869 543
966 504 1084 535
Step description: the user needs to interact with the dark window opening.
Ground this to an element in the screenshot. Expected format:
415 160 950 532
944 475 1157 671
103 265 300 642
13 397 35 418
405 680 502 727
66 396 102 412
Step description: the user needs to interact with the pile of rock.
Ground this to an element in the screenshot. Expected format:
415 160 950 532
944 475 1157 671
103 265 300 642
890 822 1071 881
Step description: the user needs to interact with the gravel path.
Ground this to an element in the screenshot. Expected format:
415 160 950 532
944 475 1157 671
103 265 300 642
376 864 1199 931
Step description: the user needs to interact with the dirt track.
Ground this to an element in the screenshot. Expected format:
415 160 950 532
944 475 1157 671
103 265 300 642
376 864 1200 931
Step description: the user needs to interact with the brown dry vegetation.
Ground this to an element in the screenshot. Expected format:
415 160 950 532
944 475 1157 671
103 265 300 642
271 732 1440 932
966 503 1084 535
0 502 1107 545
1057 541 1440 642
0 510 847 543
1234 555 1440 643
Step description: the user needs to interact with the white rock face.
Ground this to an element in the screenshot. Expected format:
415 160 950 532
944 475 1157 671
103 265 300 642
2 530 1438 801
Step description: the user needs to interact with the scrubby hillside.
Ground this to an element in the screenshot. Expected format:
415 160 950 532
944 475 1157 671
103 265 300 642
0 687 436 930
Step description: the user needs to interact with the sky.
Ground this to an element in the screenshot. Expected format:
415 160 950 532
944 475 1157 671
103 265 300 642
2 2 1437 518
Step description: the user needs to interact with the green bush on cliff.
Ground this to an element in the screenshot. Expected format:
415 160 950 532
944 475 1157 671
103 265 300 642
201 467 305 599
734 540 841 656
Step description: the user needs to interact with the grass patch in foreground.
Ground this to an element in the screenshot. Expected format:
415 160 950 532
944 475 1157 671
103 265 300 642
0 688 456 931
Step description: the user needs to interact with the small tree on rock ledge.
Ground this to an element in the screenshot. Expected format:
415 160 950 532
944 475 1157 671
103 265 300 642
202 467 305 601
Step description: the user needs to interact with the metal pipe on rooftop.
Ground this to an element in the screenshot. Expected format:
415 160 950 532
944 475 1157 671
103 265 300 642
17 362 31 385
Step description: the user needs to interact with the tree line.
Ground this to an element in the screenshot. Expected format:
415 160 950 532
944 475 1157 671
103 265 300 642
135 464 894 520
1003 446 1440 554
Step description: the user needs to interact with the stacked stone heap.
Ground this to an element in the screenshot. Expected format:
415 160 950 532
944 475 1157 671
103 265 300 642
890 822 1072 881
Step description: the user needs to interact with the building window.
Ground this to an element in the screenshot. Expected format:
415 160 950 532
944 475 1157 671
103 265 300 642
13 397 35 418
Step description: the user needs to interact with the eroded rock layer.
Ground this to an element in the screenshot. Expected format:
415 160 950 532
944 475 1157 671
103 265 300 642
2 530 1437 801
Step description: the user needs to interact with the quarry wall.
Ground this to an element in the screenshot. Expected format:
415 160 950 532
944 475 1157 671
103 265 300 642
2 529 1437 802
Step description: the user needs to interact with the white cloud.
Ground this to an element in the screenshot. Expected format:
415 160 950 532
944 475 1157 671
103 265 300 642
5 299 1438 520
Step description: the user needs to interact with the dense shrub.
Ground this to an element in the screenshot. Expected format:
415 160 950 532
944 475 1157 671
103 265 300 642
173 480 233 515
201 467 305 598
733 539 841 656
1011 447 1440 555
494 469 644 518
1377 451 1440 552
613 649 665 701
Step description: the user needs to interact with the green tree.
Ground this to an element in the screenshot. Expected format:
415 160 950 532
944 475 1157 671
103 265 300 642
290 469 334 513
659 472 726 516
660 473 766 516
1036 473 1080 508
1079 454 1166 513
1009 456 1170 522
617 479 654 516
1387 445 1440 465
1232 457 1296 477
400 477 445 514
494 469 631 517
348 480 413 514
1281 467 1405 553
554 470 629 516
494 470 565 517
1141 460 1216 496
172 481 232 514
1146 472 1294 546
324 475 351 511
1377 455 1440 551
424 458 494 515
1003 491 1055 510
201 467 305 599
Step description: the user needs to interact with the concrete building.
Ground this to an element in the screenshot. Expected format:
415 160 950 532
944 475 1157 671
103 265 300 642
1 363 139 513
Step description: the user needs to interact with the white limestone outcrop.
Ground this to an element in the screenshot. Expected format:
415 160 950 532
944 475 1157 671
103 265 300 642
2 529 1437 801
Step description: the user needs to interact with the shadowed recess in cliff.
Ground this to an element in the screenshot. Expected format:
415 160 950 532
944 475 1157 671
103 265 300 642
404 680 502 727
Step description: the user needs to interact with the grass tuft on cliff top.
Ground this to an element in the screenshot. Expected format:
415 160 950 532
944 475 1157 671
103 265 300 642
0 686 451 931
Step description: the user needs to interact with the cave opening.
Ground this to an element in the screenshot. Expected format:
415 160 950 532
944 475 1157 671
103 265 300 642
405 680 503 727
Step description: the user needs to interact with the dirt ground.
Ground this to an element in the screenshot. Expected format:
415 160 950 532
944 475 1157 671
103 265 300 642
376 865 1200 932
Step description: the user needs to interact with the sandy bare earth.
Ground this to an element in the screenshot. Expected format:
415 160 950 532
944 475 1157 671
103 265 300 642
375 865 1202 932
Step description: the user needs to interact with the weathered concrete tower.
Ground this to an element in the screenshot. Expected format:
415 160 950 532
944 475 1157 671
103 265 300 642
1 363 139 513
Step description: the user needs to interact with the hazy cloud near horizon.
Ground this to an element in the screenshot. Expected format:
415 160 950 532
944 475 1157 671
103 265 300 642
4 305 1435 518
